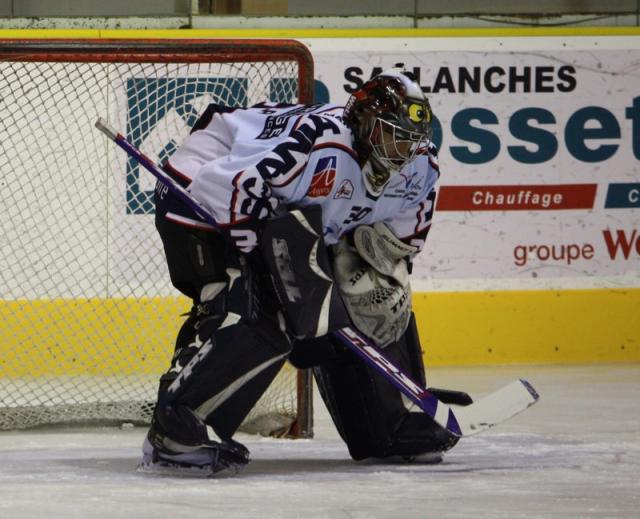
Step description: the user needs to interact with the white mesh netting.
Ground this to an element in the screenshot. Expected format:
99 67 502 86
0 42 311 436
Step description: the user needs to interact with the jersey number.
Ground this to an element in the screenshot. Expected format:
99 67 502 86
343 206 372 225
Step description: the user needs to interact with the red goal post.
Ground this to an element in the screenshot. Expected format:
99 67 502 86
0 38 314 437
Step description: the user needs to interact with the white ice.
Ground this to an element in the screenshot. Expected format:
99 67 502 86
0 365 638 519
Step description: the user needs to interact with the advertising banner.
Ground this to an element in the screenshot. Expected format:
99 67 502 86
306 37 640 290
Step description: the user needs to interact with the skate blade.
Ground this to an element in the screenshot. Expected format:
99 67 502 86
361 451 444 465
402 452 444 464
137 459 242 478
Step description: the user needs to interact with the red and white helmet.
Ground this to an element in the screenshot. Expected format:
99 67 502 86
344 69 433 195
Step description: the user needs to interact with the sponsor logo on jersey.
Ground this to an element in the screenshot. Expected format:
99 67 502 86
406 173 425 201
334 179 354 199
256 103 324 139
256 115 290 139
308 156 337 198
384 172 424 200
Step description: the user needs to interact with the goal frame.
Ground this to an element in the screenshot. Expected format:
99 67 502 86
0 37 315 438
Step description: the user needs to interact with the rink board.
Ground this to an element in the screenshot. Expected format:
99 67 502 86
1 289 638 376
1 28 638 373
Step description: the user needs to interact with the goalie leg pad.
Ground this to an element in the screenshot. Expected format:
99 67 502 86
155 313 291 444
313 314 459 461
143 313 286 475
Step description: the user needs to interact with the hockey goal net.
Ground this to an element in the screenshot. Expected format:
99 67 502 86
0 39 314 437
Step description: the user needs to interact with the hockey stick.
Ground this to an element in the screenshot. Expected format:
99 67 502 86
95 117 539 437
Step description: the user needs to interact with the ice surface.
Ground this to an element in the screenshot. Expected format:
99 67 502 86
0 365 638 519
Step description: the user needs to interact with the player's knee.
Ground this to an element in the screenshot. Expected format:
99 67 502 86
316 356 458 460
289 336 341 369
314 318 458 461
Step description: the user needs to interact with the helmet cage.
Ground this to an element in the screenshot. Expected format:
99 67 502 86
345 72 433 195
369 117 430 175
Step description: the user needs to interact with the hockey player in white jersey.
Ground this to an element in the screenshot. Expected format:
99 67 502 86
142 69 461 474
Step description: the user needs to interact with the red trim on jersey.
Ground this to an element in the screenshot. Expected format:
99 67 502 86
428 157 440 173
415 147 440 173
215 216 252 228
393 219 431 249
315 106 343 115
269 160 309 188
312 142 359 163
229 171 244 224
165 212 216 231
228 172 265 224
413 200 433 235
292 114 305 132
164 161 192 184
289 107 341 132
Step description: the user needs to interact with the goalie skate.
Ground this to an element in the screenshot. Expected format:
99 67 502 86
138 435 250 477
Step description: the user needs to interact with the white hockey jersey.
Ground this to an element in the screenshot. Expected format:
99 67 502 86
162 102 440 252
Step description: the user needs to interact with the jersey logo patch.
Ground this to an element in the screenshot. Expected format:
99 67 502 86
307 156 337 198
334 179 354 200
256 103 323 139
256 115 289 139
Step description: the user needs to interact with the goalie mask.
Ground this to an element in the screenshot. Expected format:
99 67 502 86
344 69 433 196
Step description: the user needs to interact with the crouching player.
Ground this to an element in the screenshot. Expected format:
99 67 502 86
142 69 464 474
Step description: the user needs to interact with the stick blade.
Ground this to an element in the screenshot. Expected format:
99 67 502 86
454 379 540 436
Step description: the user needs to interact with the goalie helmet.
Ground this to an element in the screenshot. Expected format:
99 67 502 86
344 69 433 196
